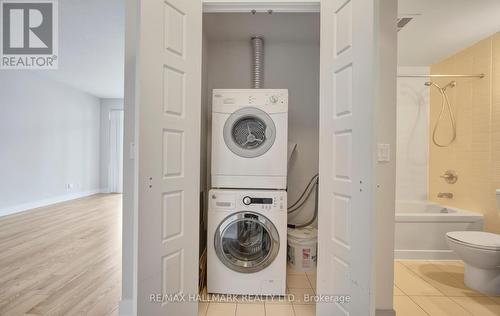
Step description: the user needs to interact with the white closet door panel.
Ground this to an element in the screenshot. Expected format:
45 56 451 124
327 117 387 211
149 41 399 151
317 0 376 315
137 0 202 315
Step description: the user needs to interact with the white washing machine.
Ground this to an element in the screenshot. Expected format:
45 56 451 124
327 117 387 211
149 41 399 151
211 89 288 189
207 189 287 295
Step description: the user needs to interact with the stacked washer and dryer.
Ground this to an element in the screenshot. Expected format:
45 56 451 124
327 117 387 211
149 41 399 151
207 88 289 295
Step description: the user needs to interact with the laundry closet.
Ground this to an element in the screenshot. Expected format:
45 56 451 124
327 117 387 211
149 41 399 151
199 11 320 295
130 0 396 314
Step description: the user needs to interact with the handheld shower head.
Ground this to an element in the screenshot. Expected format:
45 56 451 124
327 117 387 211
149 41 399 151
443 81 457 91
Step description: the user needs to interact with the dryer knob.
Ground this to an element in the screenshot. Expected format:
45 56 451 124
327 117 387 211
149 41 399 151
242 196 252 205
269 95 279 104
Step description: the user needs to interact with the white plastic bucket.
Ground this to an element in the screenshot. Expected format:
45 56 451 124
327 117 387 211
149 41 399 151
287 226 318 272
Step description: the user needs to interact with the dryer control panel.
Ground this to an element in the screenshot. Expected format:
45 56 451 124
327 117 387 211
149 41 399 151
212 89 288 113
210 189 286 212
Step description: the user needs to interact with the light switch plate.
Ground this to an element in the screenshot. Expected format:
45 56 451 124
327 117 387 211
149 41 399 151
377 144 390 162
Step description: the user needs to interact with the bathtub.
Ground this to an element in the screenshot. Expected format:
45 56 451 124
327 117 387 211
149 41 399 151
395 200 484 259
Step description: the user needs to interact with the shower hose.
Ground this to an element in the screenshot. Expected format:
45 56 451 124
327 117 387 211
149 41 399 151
431 84 457 147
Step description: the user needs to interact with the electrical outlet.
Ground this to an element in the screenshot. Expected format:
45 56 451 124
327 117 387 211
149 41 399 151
66 183 74 190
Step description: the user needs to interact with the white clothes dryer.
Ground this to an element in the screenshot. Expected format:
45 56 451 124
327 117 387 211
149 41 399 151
211 89 288 189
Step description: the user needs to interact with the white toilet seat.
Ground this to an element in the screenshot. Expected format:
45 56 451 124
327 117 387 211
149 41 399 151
447 231 500 251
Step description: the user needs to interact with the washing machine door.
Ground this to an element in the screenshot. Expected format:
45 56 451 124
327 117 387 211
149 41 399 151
215 211 280 273
223 107 276 158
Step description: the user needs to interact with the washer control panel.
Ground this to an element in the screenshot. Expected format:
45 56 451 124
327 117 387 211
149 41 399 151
239 193 284 211
210 189 286 212
242 196 273 205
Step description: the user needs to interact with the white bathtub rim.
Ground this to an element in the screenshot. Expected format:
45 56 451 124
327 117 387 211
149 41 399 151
396 216 484 223
395 201 484 223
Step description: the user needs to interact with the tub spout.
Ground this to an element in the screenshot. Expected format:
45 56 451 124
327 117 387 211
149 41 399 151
438 192 453 199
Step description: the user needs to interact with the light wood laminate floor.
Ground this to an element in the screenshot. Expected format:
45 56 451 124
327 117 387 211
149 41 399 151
0 194 122 316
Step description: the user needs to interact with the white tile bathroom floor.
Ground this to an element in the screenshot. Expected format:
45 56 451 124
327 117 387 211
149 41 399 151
394 260 500 316
201 260 500 316
199 268 316 316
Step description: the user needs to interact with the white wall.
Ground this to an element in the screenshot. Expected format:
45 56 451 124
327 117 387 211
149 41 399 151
205 39 320 224
374 0 398 313
0 72 101 216
100 99 125 192
120 0 139 313
396 67 430 202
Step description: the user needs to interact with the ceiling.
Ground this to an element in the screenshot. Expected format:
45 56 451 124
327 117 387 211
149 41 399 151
204 13 320 43
34 0 500 97
40 0 124 99
398 0 500 66
206 2 500 67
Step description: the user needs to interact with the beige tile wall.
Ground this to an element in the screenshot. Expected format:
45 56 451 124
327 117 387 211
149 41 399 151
429 32 500 233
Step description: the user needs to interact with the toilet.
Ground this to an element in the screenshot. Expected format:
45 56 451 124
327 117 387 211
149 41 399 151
446 189 500 295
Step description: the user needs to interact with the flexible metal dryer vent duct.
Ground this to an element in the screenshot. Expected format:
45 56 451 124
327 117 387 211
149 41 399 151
251 36 264 89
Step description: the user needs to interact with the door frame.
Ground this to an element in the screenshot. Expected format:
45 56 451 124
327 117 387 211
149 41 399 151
202 1 320 13
122 1 397 315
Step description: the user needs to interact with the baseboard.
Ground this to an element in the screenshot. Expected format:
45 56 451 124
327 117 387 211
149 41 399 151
395 249 458 260
0 189 102 217
119 299 134 316
376 309 396 316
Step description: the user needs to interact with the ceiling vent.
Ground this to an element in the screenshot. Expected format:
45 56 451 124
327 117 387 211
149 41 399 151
397 17 413 31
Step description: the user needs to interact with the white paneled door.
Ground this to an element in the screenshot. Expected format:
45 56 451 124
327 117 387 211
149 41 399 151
137 0 202 315
317 0 377 315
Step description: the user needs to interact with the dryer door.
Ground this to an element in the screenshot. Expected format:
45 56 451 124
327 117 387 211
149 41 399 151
223 107 276 158
215 211 280 273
